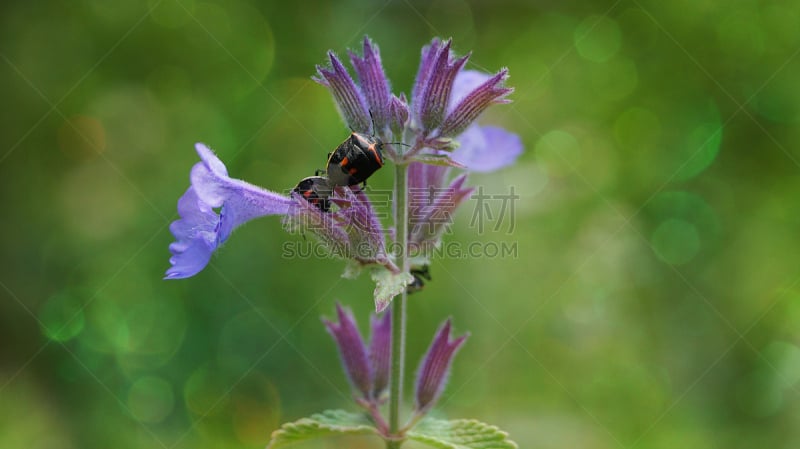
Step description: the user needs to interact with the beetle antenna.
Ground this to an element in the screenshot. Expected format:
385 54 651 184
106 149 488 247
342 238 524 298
369 109 378 136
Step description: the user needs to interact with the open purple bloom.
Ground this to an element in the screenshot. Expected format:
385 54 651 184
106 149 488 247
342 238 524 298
165 143 293 279
414 319 468 413
323 303 372 399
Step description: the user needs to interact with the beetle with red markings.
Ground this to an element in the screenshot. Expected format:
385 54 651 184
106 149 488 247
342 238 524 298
292 176 333 212
324 131 385 187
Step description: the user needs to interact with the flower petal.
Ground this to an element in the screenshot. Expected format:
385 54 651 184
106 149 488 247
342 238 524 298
411 38 443 124
323 304 372 399
369 310 392 398
408 161 449 191
349 37 391 132
451 125 523 173
284 193 352 258
165 144 293 279
164 187 218 279
416 40 470 132
334 186 389 265
414 319 468 413
440 69 512 137
409 173 474 253
314 51 370 133
388 93 409 139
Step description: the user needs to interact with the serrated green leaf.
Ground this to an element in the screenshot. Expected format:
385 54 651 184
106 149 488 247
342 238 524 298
372 268 414 312
407 418 518 449
266 409 379 449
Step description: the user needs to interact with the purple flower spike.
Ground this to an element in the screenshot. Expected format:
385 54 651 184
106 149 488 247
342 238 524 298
323 303 372 399
416 40 470 133
165 143 293 279
415 319 469 413
411 38 443 124
349 37 391 132
314 52 370 133
440 69 512 137
369 310 392 399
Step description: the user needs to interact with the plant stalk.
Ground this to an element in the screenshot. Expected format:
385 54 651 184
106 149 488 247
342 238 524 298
387 161 409 449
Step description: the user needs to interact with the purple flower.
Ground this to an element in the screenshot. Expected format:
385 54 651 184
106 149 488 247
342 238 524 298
413 39 470 132
348 38 392 132
335 187 391 266
314 37 389 134
447 70 522 172
284 186 396 272
323 304 393 401
414 319 468 413
165 143 293 279
369 309 392 399
166 143 398 279
408 164 474 255
324 303 372 399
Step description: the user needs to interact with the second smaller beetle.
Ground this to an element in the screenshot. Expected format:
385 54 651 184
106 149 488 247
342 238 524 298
293 176 333 212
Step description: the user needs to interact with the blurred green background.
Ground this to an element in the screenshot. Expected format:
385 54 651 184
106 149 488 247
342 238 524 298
2 0 800 448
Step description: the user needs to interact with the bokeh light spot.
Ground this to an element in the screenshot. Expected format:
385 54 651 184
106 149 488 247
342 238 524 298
614 107 661 149
574 15 622 63
127 376 174 423
57 116 106 159
716 12 765 64
589 56 638 101
763 341 800 388
81 298 130 353
115 297 187 373
646 191 720 263
38 290 85 342
535 130 581 176
184 365 229 416
753 60 800 123
736 368 784 417
677 122 723 181
231 373 281 445
218 309 279 374
651 219 700 265
60 161 138 241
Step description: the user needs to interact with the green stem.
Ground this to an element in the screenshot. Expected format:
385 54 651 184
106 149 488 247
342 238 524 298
387 162 409 449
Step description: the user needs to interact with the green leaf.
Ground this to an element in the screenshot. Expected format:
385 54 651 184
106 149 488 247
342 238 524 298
372 268 414 313
266 409 379 449
410 154 467 168
407 418 518 449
